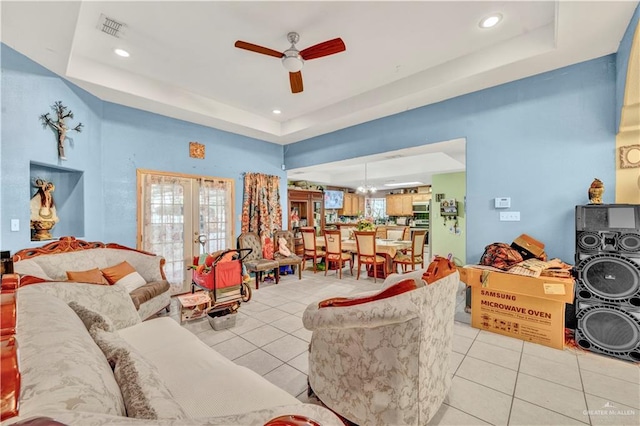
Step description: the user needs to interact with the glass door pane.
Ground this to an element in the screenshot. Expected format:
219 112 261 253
198 179 234 254
140 173 194 295
312 200 322 234
139 171 235 296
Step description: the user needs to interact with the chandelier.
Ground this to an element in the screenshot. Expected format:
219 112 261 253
357 163 377 194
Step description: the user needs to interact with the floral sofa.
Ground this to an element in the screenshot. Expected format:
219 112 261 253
10 236 171 321
0 273 343 425
303 266 459 426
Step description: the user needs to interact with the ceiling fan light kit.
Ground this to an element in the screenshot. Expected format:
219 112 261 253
282 51 304 72
234 31 346 94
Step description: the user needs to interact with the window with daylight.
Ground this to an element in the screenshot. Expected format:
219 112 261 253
366 198 386 219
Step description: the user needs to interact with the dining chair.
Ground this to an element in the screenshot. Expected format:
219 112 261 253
386 225 410 241
393 229 427 273
300 227 325 273
354 231 386 283
323 229 353 279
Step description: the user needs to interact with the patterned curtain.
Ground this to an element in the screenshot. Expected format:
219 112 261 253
241 173 282 238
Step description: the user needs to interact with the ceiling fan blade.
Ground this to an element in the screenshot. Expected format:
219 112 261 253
300 38 346 60
234 40 283 58
289 71 303 94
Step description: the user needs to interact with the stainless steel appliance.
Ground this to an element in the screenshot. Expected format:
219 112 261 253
412 202 429 213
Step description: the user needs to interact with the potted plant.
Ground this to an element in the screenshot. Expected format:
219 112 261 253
356 218 376 231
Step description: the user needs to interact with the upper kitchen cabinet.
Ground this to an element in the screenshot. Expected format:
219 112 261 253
338 192 364 217
386 194 413 216
412 193 432 202
386 192 432 216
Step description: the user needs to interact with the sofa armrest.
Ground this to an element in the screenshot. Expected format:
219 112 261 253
302 288 421 331
129 281 170 310
1 274 19 292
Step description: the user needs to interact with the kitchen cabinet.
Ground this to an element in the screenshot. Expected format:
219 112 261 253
386 194 414 216
288 189 325 255
339 193 364 216
412 193 432 202
385 194 401 216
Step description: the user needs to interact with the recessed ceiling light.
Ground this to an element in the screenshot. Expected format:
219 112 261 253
272 109 282 114
114 48 130 57
479 13 502 29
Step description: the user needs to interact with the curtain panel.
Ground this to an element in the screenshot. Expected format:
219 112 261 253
241 173 282 238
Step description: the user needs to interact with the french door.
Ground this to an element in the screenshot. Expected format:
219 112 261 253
137 170 235 295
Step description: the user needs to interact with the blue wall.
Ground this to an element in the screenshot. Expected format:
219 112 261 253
2 10 638 263
100 103 285 247
0 45 285 252
285 57 618 263
616 3 640 131
1 45 104 251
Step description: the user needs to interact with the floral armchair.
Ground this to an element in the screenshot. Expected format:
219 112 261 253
237 232 280 289
302 267 459 426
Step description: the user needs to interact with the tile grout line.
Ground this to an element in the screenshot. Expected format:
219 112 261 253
437 402 494 426
505 342 525 425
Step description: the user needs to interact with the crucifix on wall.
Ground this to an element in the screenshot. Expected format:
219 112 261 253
40 101 83 160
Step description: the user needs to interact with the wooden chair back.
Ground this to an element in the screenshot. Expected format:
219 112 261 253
386 226 409 241
300 227 318 255
354 231 377 257
324 229 343 257
411 230 427 255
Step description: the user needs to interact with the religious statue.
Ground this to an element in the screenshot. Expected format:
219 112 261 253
588 178 605 204
40 101 83 160
30 178 59 241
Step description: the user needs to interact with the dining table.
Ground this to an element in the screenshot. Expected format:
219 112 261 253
315 236 412 277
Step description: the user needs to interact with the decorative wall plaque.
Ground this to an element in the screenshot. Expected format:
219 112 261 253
619 144 640 169
189 142 205 159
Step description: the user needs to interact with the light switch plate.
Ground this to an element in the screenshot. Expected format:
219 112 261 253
10 219 19 231
500 211 520 221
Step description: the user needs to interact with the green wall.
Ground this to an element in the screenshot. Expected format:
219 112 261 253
431 172 466 265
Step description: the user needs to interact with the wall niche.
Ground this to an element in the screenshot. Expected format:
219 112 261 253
30 162 84 241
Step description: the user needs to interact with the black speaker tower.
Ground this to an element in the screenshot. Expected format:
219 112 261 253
573 204 640 362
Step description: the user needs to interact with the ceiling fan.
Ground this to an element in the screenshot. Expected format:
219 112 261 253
234 32 346 94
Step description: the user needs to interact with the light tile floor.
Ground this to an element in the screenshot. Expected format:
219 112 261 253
158 267 640 426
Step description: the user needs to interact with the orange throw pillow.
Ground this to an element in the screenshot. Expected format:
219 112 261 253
262 237 275 260
66 268 109 285
101 261 146 292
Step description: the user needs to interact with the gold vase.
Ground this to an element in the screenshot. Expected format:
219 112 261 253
588 178 605 204
31 220 56 241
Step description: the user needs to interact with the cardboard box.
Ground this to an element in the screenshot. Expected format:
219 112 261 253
177 292 212 323
511 234 546 260
460 266 574 349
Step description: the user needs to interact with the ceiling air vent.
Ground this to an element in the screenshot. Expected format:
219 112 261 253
97 14 125 38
